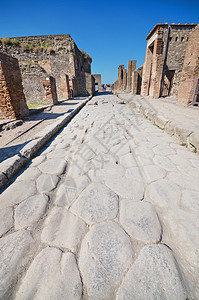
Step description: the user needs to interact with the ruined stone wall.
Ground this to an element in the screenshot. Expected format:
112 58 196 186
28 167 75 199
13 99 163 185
92 74 101 91
76 71 95 96
127 60 136 92
0 53 29 119
0 34 92 102
177 25 199 105
132 65 143 95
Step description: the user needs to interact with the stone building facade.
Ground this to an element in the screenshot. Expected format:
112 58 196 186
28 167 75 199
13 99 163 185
0 34 95 102
114 61 136 93
141 23 197 98
177 25 199 106
0 53 29 119
92 74 102 91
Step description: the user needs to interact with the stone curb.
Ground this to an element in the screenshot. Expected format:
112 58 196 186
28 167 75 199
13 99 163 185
116 93 199 155
0 96 92 192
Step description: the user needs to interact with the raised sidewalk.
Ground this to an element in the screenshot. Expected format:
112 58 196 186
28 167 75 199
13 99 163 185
116 93 199 155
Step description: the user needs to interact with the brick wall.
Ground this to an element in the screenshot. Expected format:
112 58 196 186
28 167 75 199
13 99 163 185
76 71 95 96
92 74 102 91
42 76 58 105
0 53 29 119
177 25 199 105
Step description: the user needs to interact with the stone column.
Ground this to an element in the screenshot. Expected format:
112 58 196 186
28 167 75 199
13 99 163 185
123 69 127 91
0 53 29 119
127 60 136 92
118 65 124 91
42 76 58 105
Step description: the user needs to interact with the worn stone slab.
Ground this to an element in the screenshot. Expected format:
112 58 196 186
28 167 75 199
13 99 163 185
120 153 137 168
143 165 166 183
153 155 176 171
15 247 82 300
0 181 36 209
0 207 13 237
174 124 194 145
135 147 154 159
41 207 87 252
155 115 169 129
0 230 33 298
70 183 118 225
79 221 133 300
55 175 90 208
30 155 46 167
168 172 199 191
125 167 142 181
16 167 41 182
153 144 176 156
116 244 186 299
0 173 8 190
120 201 161 243
161 209 199 299
0 155 27 180
147 179 181 209
88 163 125 182
47 149 66 159
15 194 49 229
36 173 60 193
188 131 199 152
106 177 144 200
181 190 199 211
37 158 67 175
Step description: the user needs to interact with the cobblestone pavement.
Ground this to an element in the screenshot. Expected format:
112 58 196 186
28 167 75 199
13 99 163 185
0 92 199 299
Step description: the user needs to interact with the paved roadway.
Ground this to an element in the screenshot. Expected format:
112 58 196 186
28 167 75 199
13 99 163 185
0 92 199 299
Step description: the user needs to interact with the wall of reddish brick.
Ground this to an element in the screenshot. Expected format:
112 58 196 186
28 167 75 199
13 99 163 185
177 25 199 105
0 53 29 119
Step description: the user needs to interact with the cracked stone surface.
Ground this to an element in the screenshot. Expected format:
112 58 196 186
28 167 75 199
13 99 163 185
79 221 133 300
15 247 82 300
116 244 186 300
0 93 199 299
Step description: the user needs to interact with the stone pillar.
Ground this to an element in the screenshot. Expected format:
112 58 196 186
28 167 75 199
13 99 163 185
0 53 29 119
149 37 164 98
118 65 124 91
177 25 199 106
141 46 154 96
132 71 138 94
123 69 127 91
127 60 136 92
61 74 70 100
42 76 58 105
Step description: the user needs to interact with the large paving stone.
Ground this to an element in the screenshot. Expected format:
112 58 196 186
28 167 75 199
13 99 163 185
161 208 199 298
120 153 137 168
125 167 143 181
181 189 199 211
116 244 187 300
143 165 166 183
55 175 90 208
135 146 155 159
41 207 87 252
120 201 161 243
70 183 118 225
88 163 125 182
15 194 49 229
0 207 13 237
36 173 60 193
15 247 82 300
0 181 36 209
153 155 176 171
30 155 46 167
106 177 144 200
37 158 67 175
147 179 181 209
0 230 33 298
153 144 176 156
16 167 41 182
47 149 66 158
168 172 199 191
79 221 133 300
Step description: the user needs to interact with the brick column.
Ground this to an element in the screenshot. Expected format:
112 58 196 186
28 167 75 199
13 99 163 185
127 60 136 92
149 37 164 98
61 74 70 100
118 65 124 90
42 76 58 105
177 25 199 105
0 53 29 119
132 70 138 94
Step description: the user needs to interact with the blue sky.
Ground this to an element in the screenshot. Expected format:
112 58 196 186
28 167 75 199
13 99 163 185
0 0 198 84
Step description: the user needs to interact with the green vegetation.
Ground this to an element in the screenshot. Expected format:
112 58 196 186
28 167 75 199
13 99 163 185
153 123 159 127
27 102 46 109
0 37 20 47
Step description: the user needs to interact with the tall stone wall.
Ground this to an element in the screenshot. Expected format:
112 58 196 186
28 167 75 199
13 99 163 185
0 53 29 119
127 60 136 92
0 34 92 102
177 25 199 105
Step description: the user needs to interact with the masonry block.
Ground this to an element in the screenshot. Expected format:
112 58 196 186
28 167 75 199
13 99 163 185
61 74 70 100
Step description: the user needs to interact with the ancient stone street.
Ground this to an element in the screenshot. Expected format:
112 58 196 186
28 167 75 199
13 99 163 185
0 92 199 299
